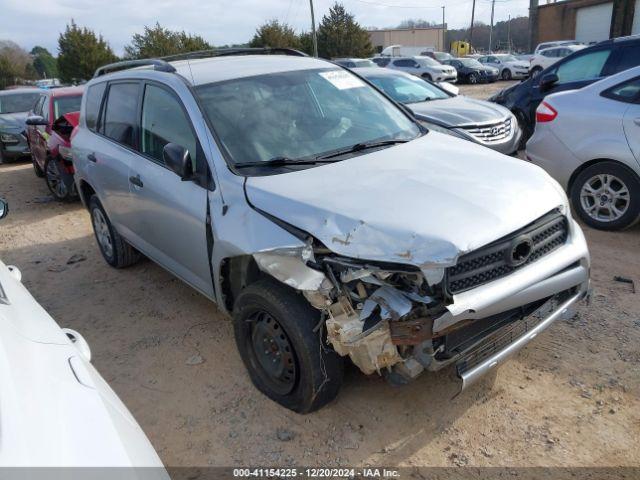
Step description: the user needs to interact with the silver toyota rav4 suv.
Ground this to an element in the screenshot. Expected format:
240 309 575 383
73 49 590 413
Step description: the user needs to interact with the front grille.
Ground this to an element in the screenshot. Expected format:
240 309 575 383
461 118 513 143
446 210 569 295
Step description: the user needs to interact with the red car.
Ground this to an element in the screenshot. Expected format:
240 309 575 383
26 87 83 201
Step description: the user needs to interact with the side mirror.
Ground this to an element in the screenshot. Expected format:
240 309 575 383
0 198 8 220
162 143 193 180
539 73 559 90
25 115 48 126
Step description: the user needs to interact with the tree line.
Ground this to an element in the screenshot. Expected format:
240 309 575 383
0 2 375 88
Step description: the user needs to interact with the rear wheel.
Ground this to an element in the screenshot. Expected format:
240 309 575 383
89 195 141 267
570 162 640 230
501 68 512 80
233 278 344 413
45 157 76 202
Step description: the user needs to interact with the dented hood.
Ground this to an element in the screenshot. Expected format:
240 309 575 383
245 132 567 268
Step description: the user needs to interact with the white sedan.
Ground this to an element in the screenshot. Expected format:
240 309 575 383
529 44 586 77
478 54 530 80
0 199 167 471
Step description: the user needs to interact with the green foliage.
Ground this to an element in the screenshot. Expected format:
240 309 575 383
31 46 58 79
249 20 301 49
298 32 315 56
0 40 35 89
57 20 118 83
124 23 212 59
317 2 374 59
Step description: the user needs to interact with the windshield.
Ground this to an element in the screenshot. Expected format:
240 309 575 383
367 74 450 104
54 95 82 119
417 57 440 66
459 58 483 68
353 60 377 68
0 92 40 114
434 52 452 61
195 68 420 167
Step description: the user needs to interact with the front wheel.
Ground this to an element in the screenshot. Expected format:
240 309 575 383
501 68 512 80
530 66 543 78
570 162 640 230
467 72 478 84
421 73 433 82
233 278 344 413
32 156 44 177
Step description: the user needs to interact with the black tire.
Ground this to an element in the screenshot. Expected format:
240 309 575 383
89 195 141 267
421 73 433 82
45 157 77 202
467 72 478 84
501 68 512 80
233 278 344 413
570 162 640 231
530 66 543 78
32 156 45 177
514 109 532 150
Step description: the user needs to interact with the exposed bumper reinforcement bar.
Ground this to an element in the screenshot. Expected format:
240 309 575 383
456 290 583 393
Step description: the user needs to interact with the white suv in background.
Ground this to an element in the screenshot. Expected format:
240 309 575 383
387 56 458 82
530 45 586 76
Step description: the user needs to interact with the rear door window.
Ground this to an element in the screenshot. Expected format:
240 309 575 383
102 82 139 148
602 76 640 103
614 44 640 73
554 48 612 83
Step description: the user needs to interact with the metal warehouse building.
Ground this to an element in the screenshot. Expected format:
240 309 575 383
530 0 639 49
368 26 447 53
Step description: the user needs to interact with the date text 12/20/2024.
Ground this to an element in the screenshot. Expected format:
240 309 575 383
233 468 400 478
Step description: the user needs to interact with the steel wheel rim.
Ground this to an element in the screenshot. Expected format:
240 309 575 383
46 160 67 198
249 310 297 395
580 173 630 223
92 208 114 258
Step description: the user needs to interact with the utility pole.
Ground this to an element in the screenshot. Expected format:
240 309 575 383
309 0 318 58
507 14 511 53
442 6 446 52
488 0 496 53
469 0 476 47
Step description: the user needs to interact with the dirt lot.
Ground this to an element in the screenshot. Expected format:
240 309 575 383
1 81 639 469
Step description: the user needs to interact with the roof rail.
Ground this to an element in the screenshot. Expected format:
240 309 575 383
93 59 176 78
161 47 309 62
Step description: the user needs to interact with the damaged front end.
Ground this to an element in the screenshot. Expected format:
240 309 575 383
253 243 451 385
252 209 590 391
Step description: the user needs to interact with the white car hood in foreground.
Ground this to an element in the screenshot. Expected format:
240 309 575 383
0 261 166 471
246 132 566 268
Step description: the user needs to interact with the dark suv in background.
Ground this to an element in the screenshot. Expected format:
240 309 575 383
490 35 640 143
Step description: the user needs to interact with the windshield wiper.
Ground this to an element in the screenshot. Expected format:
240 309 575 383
316 139 409 160
235 156 334 169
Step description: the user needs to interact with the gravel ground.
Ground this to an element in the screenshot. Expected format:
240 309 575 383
0 81 639 470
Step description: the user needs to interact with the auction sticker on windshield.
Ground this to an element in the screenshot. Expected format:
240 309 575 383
319 70 366 89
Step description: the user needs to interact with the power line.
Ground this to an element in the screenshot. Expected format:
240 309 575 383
352 0 472 9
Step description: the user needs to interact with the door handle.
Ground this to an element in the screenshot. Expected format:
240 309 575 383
634 118 640 126
87 153 97 163
129 175 143 188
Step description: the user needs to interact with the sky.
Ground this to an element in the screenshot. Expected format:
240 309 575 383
0 0 530 56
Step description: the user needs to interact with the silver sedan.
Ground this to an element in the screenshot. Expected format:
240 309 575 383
356 67 521 155
526 66 640 230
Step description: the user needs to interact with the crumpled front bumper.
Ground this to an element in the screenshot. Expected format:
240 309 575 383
431 217 590 392
456 287 588 392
